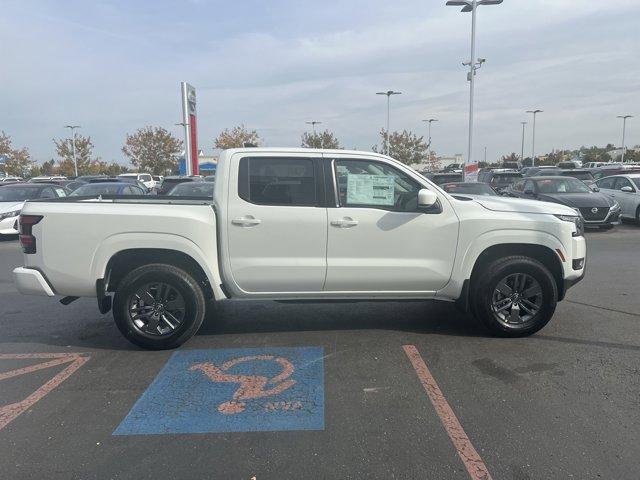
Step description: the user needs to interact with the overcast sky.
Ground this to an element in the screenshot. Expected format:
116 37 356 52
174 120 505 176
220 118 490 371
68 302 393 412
1 0 639 163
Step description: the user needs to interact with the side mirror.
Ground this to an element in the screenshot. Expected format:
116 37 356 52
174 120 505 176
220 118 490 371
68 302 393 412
523 188 535 195
418 189 438 208
621 186 634 193
591 186 600 192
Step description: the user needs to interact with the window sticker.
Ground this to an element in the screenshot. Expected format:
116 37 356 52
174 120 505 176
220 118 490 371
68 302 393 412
346 174 395 206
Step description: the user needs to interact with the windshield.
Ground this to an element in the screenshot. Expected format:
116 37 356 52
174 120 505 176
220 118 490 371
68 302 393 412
70 184 127 196
168 182 214 197
491 174 522 185
0 186 43 202
443 183 496 196
536 178 592 194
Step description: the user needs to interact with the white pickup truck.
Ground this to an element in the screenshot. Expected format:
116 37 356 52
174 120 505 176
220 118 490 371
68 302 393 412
13 148 586 349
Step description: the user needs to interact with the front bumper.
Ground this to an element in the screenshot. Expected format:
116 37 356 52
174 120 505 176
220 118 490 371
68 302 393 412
0 215 19 235
13 267 55 296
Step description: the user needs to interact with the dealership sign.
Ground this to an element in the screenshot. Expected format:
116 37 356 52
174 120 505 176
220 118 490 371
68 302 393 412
181 82 199 176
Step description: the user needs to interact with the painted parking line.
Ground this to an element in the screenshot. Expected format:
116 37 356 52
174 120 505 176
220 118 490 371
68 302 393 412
0 353 90 431
114 347 324 435
403 345 493 480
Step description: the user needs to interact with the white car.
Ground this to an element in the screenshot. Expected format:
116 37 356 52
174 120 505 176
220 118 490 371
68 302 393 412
0 183 69 236
0 176 24 183
28 176 67 183
118 173 155 191
594 173 640 222
13 148 586 349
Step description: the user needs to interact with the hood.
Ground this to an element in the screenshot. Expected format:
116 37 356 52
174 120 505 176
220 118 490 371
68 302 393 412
0 201 25 214
470 196 576 216
536 193 612 209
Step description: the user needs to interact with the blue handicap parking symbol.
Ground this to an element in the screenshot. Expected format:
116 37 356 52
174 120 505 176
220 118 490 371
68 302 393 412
113 347 324 435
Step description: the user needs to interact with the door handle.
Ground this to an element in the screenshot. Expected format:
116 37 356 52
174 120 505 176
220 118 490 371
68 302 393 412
331 217 359 228
232 216 262 227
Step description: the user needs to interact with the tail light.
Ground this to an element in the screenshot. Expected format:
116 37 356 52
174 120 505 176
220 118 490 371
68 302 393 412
19 215 43 254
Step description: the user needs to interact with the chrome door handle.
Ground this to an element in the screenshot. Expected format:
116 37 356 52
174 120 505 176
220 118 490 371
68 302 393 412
232 216 262 227
331 218 359 228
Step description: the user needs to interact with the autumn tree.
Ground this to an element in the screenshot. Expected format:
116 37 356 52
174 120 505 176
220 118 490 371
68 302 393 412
0 131 34 176
214 125 261 149
122 126 182 174
301 130 341 149
501 153 520 164
372 129 428 165
53 134 103 176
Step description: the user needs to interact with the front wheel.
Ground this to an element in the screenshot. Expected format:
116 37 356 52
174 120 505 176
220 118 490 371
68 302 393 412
471 256 558 337
113 264 206 349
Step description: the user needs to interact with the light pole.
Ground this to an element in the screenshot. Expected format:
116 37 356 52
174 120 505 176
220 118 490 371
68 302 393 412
422 118 438 161
446 0 503 182
64 125 81 177
617 115 633 163
376 90 402 155
306 121 322 135
526 109 543 167
520 121 527 163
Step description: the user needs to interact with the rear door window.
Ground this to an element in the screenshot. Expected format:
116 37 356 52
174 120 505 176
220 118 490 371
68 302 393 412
238 157 318 206
596 177 616 189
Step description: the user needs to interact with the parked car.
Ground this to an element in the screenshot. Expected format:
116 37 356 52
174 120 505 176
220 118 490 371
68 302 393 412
523 166 560 177
506 176 621 229
429 173 463 185
118 173 155 191
530 169 595 185
204 175 216 182
441 182 498 196
92 177 149 193
583 162 607 169
13 147 586 349
594 174 640 223
152 175 164 189
158 176 204 195
442 163 463 173
28 176 67 183
482 170 523 193
557 161 580 169
0 176 23 183
591 166 640 181
0 183 69 236
70 182 146 197
168 182 215 197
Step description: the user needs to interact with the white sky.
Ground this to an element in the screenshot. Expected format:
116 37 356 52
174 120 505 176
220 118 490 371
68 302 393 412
1 0 638 163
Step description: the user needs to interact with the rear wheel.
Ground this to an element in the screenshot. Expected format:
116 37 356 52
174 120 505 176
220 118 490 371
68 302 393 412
471 256 558 337
113 264 206 349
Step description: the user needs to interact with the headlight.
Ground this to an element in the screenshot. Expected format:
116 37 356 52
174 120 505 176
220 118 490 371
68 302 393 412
0 210 21 221
554 214 584 237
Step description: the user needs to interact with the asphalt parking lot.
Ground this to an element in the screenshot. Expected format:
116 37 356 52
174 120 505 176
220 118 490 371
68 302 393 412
1 225 639 480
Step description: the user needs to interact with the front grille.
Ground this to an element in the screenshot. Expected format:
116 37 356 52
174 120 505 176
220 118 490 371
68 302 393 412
579 206 609 221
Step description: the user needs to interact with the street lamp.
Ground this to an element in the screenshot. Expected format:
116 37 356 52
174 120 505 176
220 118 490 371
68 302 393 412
617 115 633 163
422 118 439 161
376 90 402 155
306 121 322 135
64 125 81 177
520 121 527 163
446 0 504 181
526 109 543 167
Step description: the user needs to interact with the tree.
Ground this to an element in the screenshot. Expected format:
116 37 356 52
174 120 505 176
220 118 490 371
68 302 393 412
372 129 428 165
501 153 519 164
122 126 182 174
214 125 260 149
54 134 99 176
301 130 341 149
0 131 34 176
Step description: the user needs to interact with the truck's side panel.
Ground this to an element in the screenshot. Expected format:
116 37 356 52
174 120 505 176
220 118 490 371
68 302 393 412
21 201 224 298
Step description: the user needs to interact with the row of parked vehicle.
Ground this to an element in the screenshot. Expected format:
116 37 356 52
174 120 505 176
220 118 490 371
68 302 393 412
0 173 215 237
430 164 640 230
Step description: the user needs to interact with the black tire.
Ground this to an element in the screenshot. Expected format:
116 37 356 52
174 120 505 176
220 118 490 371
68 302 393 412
636 206 640 224
113 263 206 350
470 256 558 337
